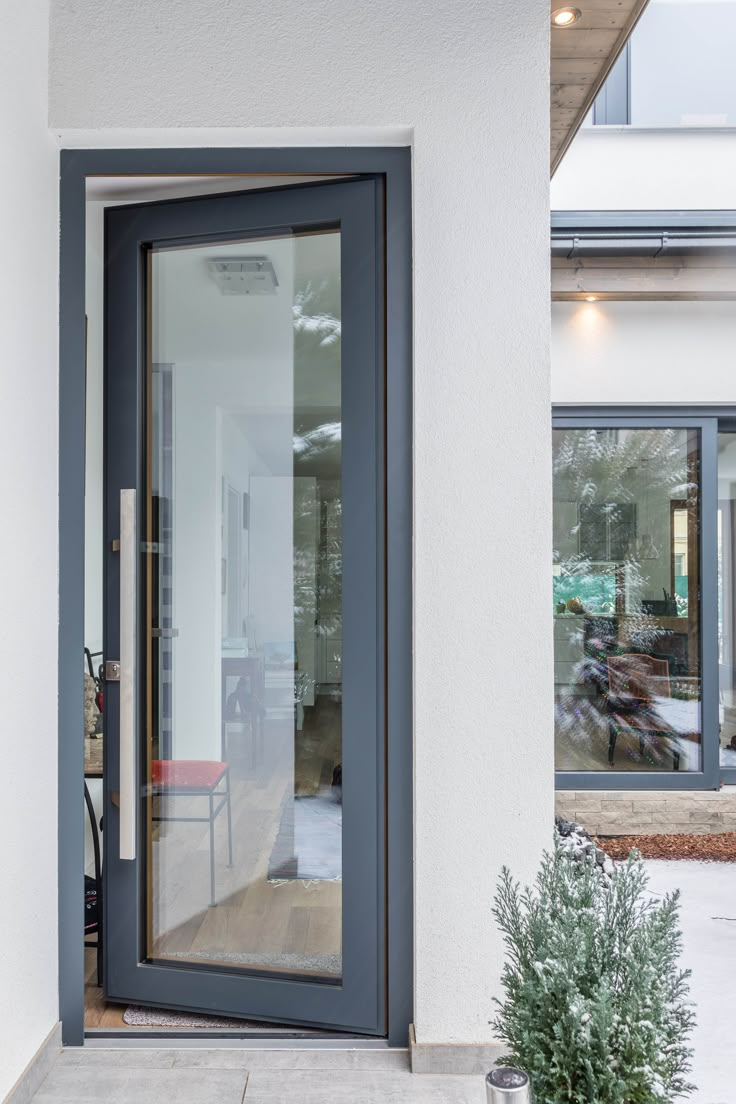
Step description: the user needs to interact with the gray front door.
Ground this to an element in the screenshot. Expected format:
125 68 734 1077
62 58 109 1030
103 178 385 1033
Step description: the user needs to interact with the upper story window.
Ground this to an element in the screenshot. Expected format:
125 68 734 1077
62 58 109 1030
593 0 736 126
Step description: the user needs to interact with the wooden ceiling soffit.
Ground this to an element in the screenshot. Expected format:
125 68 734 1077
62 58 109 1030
551 0 650 174
552 252 736 300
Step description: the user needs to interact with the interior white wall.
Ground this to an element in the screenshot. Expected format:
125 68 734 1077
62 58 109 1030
552 128 736 211
85 202 104 652
154 238 296 759
50 0 553 1044
551 300 736 405
0 1 60 1096
83 203 106 877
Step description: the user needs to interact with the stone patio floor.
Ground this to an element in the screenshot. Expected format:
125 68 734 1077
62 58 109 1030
30 1049 485 1104
645 859 736 1104
25 860 736 1104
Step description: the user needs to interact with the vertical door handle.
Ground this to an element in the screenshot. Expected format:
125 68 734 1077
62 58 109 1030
119 488 137 861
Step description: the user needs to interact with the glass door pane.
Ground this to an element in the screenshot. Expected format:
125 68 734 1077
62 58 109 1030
147 229 343 980
553 426 703 773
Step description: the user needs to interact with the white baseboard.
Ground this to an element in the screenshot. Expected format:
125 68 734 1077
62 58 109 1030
2 1024 62 1104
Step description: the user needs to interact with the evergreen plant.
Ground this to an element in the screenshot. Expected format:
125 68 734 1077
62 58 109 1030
493 837 695 1103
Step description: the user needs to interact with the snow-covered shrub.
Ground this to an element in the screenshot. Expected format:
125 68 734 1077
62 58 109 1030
493 836 695 1103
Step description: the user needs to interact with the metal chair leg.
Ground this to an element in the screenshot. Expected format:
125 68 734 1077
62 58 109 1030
225 768 233 867
608 721 617 765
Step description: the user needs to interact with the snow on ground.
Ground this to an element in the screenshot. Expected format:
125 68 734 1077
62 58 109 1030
644 860 736 1104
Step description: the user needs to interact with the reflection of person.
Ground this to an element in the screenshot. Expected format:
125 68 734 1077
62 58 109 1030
225 676 250 720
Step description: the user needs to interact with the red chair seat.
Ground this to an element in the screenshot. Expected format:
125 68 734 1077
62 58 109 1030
152 759 227 791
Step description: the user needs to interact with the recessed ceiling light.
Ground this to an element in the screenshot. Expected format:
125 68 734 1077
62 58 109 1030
552 7 582 27
584 294 598 302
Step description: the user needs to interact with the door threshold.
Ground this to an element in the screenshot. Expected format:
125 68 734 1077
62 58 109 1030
83 1031 393 1048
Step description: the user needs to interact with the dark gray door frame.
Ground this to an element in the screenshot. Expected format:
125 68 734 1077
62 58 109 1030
59 147 412 1047
106 177 384 1033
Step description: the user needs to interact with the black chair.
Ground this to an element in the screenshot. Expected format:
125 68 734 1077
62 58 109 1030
83 782 103 986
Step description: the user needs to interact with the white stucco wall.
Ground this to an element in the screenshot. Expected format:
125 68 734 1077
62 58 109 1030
552 127 736 211
48 0 553 1044
551 122 736 404
0 1 59 1096
552 300 736 405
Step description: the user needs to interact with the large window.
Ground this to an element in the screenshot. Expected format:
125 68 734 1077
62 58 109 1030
554 424 705 780
593 0 736 127
719 432 736 771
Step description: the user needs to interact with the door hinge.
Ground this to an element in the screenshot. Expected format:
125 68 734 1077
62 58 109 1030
105 660 121 682
112 540 162 554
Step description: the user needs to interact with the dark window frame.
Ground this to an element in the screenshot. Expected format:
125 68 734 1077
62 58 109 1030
554 405 736 791
593 42 631 126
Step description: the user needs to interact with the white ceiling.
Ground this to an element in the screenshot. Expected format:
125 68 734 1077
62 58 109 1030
86 174 344 203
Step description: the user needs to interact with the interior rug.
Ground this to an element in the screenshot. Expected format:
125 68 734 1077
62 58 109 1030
267 794 342 882
123 1006 273 1029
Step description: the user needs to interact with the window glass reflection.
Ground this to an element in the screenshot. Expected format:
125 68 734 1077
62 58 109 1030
553 427 702 773
718 433 736 768
147 229 344 979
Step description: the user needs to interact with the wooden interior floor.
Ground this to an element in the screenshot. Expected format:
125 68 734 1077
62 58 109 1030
84 947 126 1029
85 695 342 1029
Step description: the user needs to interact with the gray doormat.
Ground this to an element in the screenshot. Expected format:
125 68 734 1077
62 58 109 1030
123 1006 279 1029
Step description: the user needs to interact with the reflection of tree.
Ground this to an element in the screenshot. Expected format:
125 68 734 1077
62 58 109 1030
554 427 700 766
554 427 696 634
293 421 341 464
293 282 341 346
292 276 342 699
292 276 341 472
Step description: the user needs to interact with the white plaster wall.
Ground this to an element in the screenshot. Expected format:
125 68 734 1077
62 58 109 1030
49 0 553 1044
552 127 736 211
551 300 736 405
0 1 59 1096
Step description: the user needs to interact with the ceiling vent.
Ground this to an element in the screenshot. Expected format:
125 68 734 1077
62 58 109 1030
207 256 279 295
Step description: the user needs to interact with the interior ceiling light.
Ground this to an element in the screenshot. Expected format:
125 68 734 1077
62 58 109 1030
552 7 582 27
584 294 598 302
207 256 278 295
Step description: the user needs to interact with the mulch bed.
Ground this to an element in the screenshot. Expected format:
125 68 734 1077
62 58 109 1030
596 832 736 863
